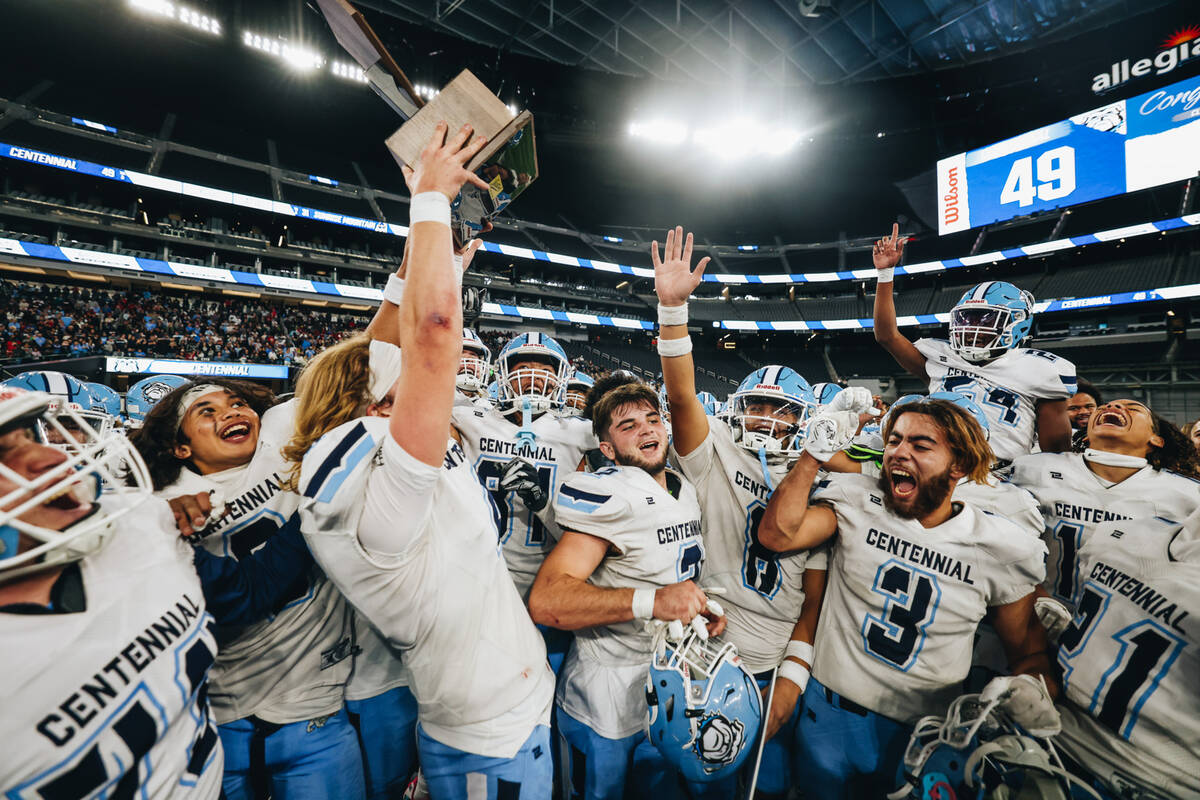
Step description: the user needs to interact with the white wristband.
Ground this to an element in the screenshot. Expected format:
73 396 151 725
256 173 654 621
876 267 894 284
383 274 406 305
410 191 451 227
657 336 692 358
632 588 656 621
778 660 810 693
657 303 688 326
452 252 464 288
785 641 814 665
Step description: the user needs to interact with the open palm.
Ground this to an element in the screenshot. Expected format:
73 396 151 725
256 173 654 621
652 226 710 307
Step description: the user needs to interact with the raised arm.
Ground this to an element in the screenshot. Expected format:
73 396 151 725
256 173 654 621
653 226 712 457
758 453 837 552
871 223 928 381
388 123 490 466
528 530 712 631
991 592 1058 697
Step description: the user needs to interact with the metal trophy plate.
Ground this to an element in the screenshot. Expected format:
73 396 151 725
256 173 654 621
315 0 538 241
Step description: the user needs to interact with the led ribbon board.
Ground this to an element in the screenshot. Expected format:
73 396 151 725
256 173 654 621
104 357 290 379
937 71 1200 235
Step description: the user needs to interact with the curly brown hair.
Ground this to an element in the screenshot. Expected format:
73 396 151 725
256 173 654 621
1148 410 1200 479
882 399 996 485
129 378 276 490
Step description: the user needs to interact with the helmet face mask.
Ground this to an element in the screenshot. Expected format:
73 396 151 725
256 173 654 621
556 371 594 418
729 367 816 459
457 330 493 394
949 283 1035 364
497 334 570 414
0 388 152 584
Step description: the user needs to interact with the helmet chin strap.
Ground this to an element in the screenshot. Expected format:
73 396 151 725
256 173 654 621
1083 448 1148 469
757 448 775 495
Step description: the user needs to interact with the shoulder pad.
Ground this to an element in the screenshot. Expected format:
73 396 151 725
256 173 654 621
300 417 388 503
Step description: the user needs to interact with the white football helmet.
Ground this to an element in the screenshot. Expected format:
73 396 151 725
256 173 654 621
457 328 492 394
0 386 152 584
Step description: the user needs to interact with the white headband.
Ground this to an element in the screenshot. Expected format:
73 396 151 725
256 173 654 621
368 340 404 403
175 384 227 429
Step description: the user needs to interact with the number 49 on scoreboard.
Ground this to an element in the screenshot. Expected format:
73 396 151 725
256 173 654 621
1000 146 1076 207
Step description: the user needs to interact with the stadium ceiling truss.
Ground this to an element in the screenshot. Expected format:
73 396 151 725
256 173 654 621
354 0 1177 85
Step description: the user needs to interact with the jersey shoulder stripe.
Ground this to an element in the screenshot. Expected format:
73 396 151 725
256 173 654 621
558 483 612 513
303 420 373 500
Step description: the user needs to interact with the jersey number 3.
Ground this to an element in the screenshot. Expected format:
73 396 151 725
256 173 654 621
862 560 941 672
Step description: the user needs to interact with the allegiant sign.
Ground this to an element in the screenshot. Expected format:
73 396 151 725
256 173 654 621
1092 26 1200 94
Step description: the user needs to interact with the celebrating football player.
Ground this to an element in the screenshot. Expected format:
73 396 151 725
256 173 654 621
297 122 555 799
871 223 1077 462
759 398 1055 798
529 381 721 799
652 225 830 798
0 385 223 798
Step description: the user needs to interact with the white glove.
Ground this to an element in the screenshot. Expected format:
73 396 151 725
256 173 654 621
827 386 877 416
803 411 861 462
981 674 1061 737
1034 597 1072 643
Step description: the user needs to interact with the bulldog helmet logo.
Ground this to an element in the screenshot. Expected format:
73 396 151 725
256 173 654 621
693 713 746 770
142 381 174 402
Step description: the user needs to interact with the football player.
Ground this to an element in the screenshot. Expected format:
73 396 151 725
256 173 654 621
0 385 223 798
298 122 554 799
457 328 492 403
528 381 720 799
1054 508 1200 799
132 379 363 799
84 381 124 430
759 399 1055 798
1066 378 1102 452
558 370 595 418
871 223 1077 462
2 371 114 443
652 225 829 798
1006 398 1200 609
452 331 598 600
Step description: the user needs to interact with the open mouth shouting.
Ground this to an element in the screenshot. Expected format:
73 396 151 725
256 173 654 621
218 420 254 444
638 438 661 457
889 467 917 500
1091 406 1129 431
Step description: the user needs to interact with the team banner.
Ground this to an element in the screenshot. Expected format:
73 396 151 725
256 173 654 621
937 71 1200 235
105 357 290 379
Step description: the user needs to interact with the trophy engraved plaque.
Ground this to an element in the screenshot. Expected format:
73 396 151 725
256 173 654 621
315 0 538 239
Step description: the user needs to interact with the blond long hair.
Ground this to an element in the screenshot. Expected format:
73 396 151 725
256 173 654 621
282 332 373 487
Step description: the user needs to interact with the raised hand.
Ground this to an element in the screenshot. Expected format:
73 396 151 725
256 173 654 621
651 226 710 308
401 122 491 202
872 222 906 270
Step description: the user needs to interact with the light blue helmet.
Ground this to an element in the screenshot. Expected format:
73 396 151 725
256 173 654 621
645 628 762 784
458 328 492 394
486 380 500 404
84 382 123 423
810 382 843 406
696 391 720 416
1 371 113 438
929 391 991 440
125 374 190 428
950 281 1036 363
496 332 571 413
729 366 816 457
558 370 594 417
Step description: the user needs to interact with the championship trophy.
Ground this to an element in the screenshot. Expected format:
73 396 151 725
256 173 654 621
315 0 537 246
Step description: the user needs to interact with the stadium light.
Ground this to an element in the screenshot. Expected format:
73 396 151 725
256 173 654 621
693 119 803 160
129 0 221 35
331 60 368 84
628 119 690 146
243 29 324 72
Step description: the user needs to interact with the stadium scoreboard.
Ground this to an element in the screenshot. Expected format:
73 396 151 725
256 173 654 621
937 71 1200 235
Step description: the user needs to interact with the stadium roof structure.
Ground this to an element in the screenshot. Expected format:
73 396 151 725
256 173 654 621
353 0 1179 85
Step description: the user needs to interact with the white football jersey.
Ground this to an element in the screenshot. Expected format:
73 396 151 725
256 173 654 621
673 416 827 673
452 404 597 597
915 338 1076 463
1055 516 1200 799
0 498 223 799
158 400 353 725
810 473 1045 723
1007 453 1200 606
299 418 553 759
553 466 705 739
344 612 409 703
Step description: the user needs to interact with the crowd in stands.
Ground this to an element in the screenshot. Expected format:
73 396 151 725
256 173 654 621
1 279 366 365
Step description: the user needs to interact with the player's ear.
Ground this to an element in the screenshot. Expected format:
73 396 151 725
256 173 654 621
598 440 615 461
173 443 192 460
1146 434 1164 453
949 460 967 481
